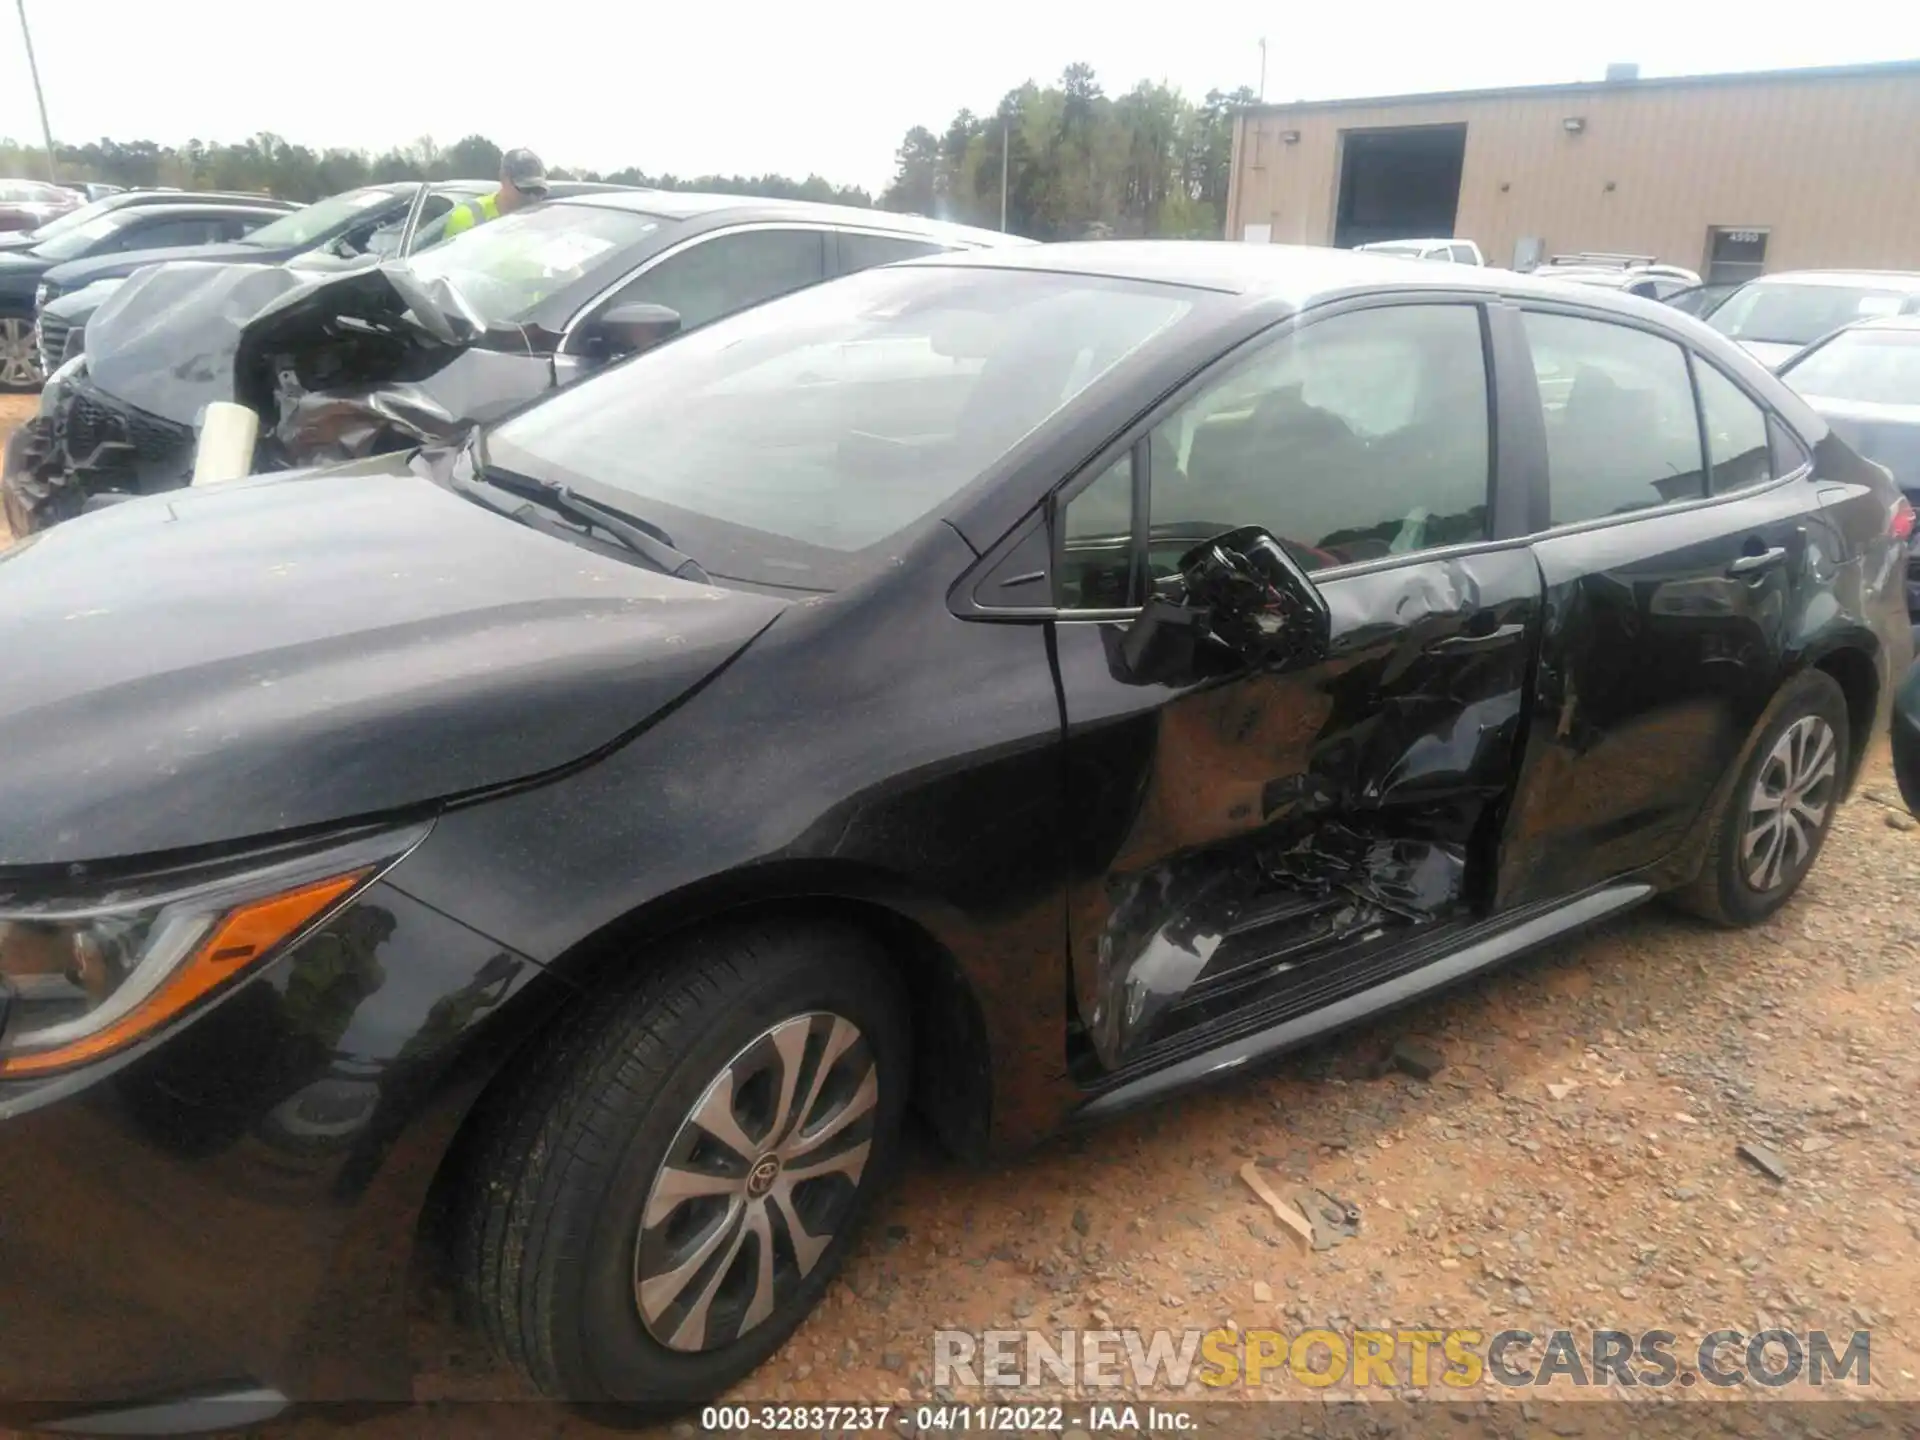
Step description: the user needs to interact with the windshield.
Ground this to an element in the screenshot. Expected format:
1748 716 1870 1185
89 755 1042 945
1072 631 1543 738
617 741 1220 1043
1709 281 1917 348
403 203 667 324
21 193 122 242
30 211 137 262
1782 328 1920 407
486 264 1200 590
239 187 402 249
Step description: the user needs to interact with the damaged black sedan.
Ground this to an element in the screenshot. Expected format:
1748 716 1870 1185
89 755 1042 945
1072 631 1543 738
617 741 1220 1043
0 191 1020 533
0 245 1910 1430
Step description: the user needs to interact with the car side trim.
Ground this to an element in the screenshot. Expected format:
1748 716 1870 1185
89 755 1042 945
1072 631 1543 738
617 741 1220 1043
1076 880 1652 1119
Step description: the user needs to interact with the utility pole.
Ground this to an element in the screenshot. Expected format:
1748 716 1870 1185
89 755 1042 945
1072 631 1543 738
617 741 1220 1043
14 0 58 182
999 120 1010 232
1258 37 1268 102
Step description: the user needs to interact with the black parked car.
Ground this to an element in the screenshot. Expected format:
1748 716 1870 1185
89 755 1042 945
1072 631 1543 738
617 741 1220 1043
2 192 1023 533
0 200 288 389
1896 661 1920 816
0 245 1910 1429
1703 269 1920 371
0 186 287 255
1777 314 1920 645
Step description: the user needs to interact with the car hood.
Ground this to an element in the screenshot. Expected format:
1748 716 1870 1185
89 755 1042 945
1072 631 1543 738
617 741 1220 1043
84 260 319 422
40 239 283 294
0 247 54 294
84 258 548 455
1802 397 1920 494
0 457 788 865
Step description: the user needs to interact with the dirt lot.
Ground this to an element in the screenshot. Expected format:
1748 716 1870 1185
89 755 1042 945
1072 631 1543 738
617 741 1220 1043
3 397 1917 1434
0 394 31 543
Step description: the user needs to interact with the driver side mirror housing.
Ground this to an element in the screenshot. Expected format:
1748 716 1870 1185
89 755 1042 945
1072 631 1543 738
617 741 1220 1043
584 302 683 360
1119 524 1330 684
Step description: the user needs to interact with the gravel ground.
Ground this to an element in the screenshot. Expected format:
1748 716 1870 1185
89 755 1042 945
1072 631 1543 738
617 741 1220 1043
3 398 1916 1434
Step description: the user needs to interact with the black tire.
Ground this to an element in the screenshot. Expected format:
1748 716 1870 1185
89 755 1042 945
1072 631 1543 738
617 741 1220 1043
459 919 910 1410
1673 669 1850 927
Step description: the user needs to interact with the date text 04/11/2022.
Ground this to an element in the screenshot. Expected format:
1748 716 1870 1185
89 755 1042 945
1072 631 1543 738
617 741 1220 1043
697 1404 1199 1433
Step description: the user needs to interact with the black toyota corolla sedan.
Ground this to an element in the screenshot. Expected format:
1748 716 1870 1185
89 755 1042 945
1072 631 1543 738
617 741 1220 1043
0 243 1911 1430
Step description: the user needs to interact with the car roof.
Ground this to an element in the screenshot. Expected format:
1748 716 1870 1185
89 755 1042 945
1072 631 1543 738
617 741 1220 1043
109 189 291 207
1743 270 1920 291
1839 313 1920 335
553 188 1029 247
109 201 287 220
905 239 1694 311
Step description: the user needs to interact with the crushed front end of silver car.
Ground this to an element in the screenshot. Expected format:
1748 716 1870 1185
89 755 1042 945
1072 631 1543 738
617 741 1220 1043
1 259 547 535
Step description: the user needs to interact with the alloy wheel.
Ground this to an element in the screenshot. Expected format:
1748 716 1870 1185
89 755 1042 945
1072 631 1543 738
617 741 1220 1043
0 316 42 388
1742 714 1838 892
635 1011 878 1353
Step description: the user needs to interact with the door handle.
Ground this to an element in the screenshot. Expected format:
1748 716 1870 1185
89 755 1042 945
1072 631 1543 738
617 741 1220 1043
1427 622 1526 655
1727 546 1787 578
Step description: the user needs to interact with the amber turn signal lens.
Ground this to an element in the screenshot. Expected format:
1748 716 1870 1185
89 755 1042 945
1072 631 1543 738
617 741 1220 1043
0 869 367 1079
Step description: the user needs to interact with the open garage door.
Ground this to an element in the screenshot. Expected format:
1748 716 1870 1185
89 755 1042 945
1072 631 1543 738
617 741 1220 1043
1334 124 1467 249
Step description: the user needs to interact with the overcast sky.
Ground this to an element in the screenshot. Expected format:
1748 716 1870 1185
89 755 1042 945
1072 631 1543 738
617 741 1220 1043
5 0 1917 195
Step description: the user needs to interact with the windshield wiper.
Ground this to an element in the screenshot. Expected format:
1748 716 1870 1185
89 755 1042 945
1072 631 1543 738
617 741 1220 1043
453 432 709 582
532 482 711 584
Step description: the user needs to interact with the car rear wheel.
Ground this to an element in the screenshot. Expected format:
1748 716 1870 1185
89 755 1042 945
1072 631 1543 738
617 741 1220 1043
1673 669 1850 927
460 920 910 1410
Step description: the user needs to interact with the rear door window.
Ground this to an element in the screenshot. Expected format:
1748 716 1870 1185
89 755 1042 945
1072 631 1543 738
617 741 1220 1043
1692 361 1774 494
1521 312 1707 525
119 217 221 250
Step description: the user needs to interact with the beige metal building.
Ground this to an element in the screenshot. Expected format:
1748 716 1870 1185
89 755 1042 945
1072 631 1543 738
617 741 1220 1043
1225 59 1920 281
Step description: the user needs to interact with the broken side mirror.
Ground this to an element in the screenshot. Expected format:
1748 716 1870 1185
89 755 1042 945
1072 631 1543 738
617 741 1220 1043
1120 525 1330 683
587 303 682 360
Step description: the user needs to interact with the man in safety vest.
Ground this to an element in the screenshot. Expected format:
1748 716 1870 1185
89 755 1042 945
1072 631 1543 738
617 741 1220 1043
444 148 549 238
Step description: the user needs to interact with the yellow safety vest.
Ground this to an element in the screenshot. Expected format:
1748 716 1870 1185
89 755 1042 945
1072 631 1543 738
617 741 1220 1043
443 191 501 238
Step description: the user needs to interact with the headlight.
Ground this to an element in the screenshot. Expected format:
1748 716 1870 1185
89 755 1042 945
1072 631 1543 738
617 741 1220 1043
0 827 420 1079
33 282 51 309
40 352 83 410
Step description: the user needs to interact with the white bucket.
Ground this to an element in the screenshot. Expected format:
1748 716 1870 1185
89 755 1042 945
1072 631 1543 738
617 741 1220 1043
191 402 261 487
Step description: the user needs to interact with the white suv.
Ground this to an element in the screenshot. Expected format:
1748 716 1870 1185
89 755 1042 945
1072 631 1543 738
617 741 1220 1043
1355 237 1485 265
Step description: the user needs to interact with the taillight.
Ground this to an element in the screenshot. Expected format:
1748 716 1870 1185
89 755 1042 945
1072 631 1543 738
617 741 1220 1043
1893 495 1916 543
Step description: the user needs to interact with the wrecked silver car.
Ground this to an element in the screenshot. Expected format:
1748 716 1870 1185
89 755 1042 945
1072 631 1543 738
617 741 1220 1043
1 192 1024 533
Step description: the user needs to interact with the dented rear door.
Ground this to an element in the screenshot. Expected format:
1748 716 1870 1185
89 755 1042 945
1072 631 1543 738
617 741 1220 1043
1050 296 1545 1073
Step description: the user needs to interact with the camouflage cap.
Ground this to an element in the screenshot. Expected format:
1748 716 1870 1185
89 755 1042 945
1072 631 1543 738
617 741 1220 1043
501 148 549 194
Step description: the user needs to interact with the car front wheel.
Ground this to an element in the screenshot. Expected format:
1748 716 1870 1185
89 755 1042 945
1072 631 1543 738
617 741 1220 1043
461 920 910 1410
1675 668 1850 926
0 314 43 391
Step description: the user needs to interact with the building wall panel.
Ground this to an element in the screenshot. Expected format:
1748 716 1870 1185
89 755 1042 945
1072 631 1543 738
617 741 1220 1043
1227 68 1920 273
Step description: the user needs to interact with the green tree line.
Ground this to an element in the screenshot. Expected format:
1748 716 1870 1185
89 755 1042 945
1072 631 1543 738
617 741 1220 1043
6 63 1254 238
0 131 874 207
879 65 1257 239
